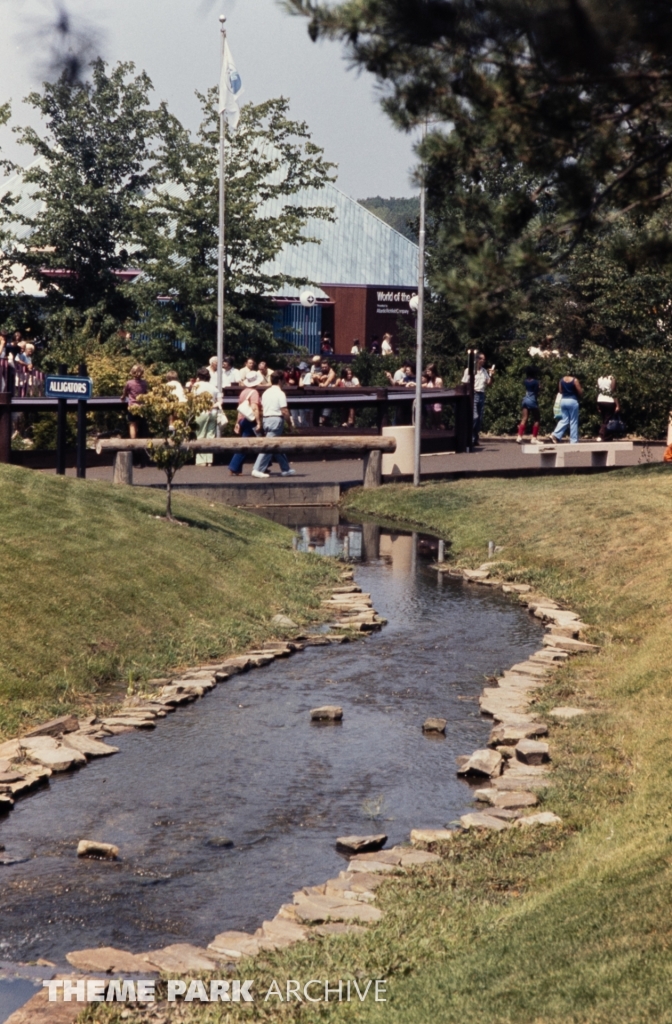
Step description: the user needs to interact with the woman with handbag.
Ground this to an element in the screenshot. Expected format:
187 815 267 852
596 375 625 440
549 373 583 443
229 387 262 476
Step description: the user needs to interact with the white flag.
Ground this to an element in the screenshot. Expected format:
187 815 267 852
219 39 243 129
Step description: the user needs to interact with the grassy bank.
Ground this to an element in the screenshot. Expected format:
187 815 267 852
82 464 672 1024
0 465 337 741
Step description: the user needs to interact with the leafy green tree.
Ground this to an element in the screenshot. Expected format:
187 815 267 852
136 384 213 521
136 93 335 365
290 0 672 332
4 60 178 356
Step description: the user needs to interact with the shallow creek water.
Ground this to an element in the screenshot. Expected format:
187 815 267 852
0 520 542 973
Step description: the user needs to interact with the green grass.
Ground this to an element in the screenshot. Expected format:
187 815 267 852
0 465 338 740
81 465 672 1024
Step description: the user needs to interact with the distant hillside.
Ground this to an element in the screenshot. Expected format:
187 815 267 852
358 196 420 243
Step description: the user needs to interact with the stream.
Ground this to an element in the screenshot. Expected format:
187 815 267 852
0 516 542 1009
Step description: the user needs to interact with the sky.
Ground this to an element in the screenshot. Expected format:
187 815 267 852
0 0 420 199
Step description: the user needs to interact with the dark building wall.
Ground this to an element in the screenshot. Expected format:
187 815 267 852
322 285 368 355
323 284 415 355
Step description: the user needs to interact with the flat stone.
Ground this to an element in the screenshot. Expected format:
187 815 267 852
332 585 361 594
457 748 503 778
77 840 119 859
549 706 588 720
422 717 447 734
61 734 119 757
6 771 51 797
144 943 220 973
528 599 560 611
347 858 397 874
326 872 385 899
487 790 538 809
23 715 80 738
489 721 548 746
507 662 549 677
0 739 23 760
336 834 387 854
400 851 441 867
0 771 25 783
474 787 498 803
549 624 583 638
293 896 383 924
310 705 343 721
542 635 599 653
65 947 152 973
22 737 87 771
515 739 550 765
312 922 367 937
260 917 310 946
463 569 490 580
410 828 455 844
271 614 298 628
502 584 532 593
530 648 569 662
460 812 510 831
100 717 156 729
515 811 563 828
349 848 403 864
101 725 136 734
207 931 260 959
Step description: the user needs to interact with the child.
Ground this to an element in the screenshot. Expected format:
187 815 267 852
516 365 541 443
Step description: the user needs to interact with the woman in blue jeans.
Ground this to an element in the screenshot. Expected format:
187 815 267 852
551 374 583 443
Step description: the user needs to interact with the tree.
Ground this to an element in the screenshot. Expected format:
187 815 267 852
4 60 179 355
135 93 335 364
135 385 213 521
289 0 672 332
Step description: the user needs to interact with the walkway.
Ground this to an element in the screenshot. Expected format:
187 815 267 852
47 437 664 492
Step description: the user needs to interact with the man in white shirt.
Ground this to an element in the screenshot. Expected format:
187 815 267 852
221 357 240 387
462 352 495 446
251 372 296 478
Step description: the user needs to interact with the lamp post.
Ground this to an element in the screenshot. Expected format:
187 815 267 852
413 129 427 487
299 289 316 354
215 14 226 436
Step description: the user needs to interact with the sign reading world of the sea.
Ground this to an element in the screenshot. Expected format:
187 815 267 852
45 375 93 400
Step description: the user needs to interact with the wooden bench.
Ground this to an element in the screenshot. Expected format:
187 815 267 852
96 436 397 489
521 441 634 468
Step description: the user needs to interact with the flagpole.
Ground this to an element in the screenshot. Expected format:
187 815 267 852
413 120 427 487
216 14 226 434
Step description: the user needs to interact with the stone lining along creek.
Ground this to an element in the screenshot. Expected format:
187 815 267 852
0 518 543 966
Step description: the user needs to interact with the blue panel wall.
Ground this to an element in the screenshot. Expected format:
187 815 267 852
272 304 322 354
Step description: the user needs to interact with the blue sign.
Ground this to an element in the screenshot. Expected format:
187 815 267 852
45 375 93 400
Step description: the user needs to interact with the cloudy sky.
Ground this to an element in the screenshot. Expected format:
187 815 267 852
0 0 420 199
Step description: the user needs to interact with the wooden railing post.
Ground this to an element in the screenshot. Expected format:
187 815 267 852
113 451 133 485
0 392 11 464
362 449 382 488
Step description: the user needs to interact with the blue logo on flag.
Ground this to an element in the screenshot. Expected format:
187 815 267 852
228 69 242 95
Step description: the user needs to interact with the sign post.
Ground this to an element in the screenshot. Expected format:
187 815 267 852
55 364 67 476
45 371 93 476
77 362 88 479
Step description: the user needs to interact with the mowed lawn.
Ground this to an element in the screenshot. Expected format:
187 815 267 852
0 465 336 740
79 464 672 1024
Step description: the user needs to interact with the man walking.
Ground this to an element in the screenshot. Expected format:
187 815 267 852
251 372 297 478
462 352 495 446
